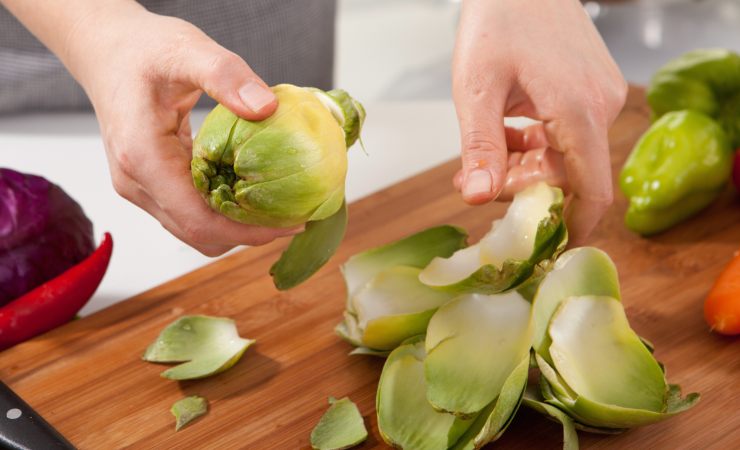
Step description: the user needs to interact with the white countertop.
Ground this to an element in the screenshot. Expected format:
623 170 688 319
0 102 464 315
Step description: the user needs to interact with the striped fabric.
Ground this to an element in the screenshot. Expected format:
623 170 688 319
0 0 337 114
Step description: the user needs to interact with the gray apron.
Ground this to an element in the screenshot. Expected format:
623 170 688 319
0 0 336 114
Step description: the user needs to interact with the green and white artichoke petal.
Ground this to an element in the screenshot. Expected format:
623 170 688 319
419 182 566 294
451 355 530 450
348 266 456 351
142 315 255 380
424 291 533 417
531 247 621 360
342 225 468 303
310 397 368 450
522 385 579 450
270 200 348 291
533 296 699 429
376 337 477 450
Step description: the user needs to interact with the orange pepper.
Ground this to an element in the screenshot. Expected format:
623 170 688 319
704 249 740 335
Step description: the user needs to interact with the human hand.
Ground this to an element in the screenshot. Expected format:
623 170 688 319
452 0 628 245
66 3 299 255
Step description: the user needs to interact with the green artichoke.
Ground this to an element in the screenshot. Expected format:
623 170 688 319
191 84 364 228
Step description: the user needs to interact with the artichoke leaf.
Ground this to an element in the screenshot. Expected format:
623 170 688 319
271 200 348 290
310 397 368 450
143 315 254 380
347 266 455 351
419 182 566 294
171 396 208 431
451 355 530 449
534 296 700 429
531 247 621 360
522 386 579 450
424 291 533 417
342 225 468 302
376 337 476 450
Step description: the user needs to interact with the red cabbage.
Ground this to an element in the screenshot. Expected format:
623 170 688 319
0 168 94 306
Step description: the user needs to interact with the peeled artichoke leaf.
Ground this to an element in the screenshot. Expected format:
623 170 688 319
532 247 621 358
424 291 533 417
541 297 699 428
376 337 476 450
342 225 468 302
310 397 368 450
271 201 348 290
351 265 455 350
549 296 667 412
522 387 579 450
452 355 530 450
143 315 254 380
171 396 208 431
419 182 565 294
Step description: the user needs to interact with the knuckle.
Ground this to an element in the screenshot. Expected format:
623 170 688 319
462 130 500 154
461 131 504 169
203 52 242 83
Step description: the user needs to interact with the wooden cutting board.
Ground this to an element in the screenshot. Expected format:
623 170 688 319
1 87 739 450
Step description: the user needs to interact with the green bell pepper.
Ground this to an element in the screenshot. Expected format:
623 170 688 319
648 48 740 147
619 110 733 235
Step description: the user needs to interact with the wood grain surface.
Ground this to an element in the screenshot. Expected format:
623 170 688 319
1 88 739 450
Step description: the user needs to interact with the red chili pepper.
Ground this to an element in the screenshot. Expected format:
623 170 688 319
732 149 740 191
0 232 113 350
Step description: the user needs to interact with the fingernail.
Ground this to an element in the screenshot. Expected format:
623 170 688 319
239 81 275 112
463 169 492 198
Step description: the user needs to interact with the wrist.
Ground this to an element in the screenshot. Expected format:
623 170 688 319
63 1 149 91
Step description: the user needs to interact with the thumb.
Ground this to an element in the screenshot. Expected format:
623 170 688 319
453 89 508 205
188 44 277 120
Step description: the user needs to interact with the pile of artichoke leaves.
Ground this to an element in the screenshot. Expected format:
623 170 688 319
336 182 698 449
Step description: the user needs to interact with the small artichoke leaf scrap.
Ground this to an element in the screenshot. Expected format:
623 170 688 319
419 182 566 294
522 385 579 450
531 246 621 360
171 396 208 431
377 337 477 450
270 200 348 290
310 397 368 450
451 355 530 450
424 291 533 417
143 315 255 380
336 226 468 351
535 296 699 429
